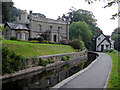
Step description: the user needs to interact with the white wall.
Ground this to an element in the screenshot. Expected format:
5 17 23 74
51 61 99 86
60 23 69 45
96 39 110 51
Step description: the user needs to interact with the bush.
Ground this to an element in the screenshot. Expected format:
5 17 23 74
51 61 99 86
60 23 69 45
39 58 49 66
38 37 44 43
2 47 24 75
49 41 56 44
59 39 70 45
29 40 39 43
10 37 17 40
43 40 49 44
61 56 67 61
70 40 85 51
66 56 71 60
28 38 38 41
48 58 55 63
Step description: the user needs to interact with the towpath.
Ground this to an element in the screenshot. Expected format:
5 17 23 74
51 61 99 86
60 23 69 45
53 52 112 88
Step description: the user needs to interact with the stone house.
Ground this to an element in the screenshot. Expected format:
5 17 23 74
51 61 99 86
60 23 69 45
3 10 69 42
92 30 114 52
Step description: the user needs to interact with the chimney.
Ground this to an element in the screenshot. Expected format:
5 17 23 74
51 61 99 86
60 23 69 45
96 30 103 37
21 10 28 23
16 14 19 23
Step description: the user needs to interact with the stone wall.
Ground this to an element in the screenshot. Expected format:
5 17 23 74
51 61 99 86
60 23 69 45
26 50 88 68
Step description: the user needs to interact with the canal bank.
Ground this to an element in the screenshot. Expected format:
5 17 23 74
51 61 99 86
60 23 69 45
2 52 98 89
52 52 112 88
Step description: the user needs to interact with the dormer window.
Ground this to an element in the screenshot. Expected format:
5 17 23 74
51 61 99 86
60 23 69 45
37 25 41 32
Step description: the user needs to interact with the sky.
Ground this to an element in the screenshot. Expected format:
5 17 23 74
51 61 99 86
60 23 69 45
12 0 118 35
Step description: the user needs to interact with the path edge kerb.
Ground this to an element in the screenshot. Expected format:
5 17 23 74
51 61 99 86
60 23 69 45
51 51 100 89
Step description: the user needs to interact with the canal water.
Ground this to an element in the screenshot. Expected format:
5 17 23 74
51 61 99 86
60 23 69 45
2 52 98 90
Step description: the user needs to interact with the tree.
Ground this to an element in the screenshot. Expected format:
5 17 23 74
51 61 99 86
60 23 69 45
2 2 13 23
62 8 100 35
69 21 92 49
11 6 22 22
111 27 120 51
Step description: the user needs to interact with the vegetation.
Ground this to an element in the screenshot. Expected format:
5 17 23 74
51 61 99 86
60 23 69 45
38 37 44 43
70 39 85 51
111 27 120 51
2 2 13 23
61 56 67 61
2 40 75 57
10 37 17 40
59 39 70 45
2 47 24 75
62 8 100 35
105 50 119 88
69 21 92 49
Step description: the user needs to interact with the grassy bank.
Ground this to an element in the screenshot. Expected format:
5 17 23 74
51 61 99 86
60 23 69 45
106 50 119 88
2 40 75 57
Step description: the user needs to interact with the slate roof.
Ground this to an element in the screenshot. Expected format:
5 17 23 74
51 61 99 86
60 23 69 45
5 22 29 30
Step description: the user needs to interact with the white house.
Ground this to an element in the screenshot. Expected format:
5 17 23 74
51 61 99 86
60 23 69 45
93 30 114 52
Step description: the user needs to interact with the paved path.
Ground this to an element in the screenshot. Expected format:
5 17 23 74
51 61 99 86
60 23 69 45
56 52 112 88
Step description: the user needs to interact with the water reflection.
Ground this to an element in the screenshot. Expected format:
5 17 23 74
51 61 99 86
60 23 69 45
2 52 98 89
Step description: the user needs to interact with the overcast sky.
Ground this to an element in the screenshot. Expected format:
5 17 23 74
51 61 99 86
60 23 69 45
13 0 118 35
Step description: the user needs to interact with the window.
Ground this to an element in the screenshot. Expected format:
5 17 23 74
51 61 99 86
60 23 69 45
48 26 52 30
17 32 20 40
98 38 101 40
58 27 62 33
37 25 41 32
22 32 26 40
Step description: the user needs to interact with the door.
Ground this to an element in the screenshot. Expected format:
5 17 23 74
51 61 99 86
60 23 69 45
101 45 104 52
54 35 57 42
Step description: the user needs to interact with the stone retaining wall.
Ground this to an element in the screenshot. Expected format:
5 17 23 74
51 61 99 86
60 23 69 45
2 50 87 80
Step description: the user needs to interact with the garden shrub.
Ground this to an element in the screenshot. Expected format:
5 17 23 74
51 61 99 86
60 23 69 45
66 56 71 60
10 37 17 40
39 58 49 66
49 41 56 44
2 47 24 75
38 37 44 43
70 40 85 51
48 58 55 63
61 56 67 61
29 40 39 43
59 39 69 45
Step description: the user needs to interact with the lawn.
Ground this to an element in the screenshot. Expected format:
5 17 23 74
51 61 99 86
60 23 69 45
2 40 75 57
106 51 119 89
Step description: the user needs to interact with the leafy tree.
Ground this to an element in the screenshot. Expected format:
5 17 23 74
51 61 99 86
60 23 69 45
11 6 22 22
62 8 100 35
2 2 13 23
111 27 120 51
69 21 92 49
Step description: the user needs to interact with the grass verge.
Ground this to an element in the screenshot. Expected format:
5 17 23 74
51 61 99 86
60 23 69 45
2 40 75 57
106 50 119 89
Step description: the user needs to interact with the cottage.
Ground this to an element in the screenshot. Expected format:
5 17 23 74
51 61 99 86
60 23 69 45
3 10 69 42
92 30 114 52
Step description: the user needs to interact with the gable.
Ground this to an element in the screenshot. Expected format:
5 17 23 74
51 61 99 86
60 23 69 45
97 39 110 47
96 34 106 46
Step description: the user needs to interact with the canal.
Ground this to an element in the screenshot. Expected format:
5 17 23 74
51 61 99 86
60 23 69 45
2 52 98 90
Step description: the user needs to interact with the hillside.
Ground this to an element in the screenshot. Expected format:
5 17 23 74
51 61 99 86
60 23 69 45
2 40 75 57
